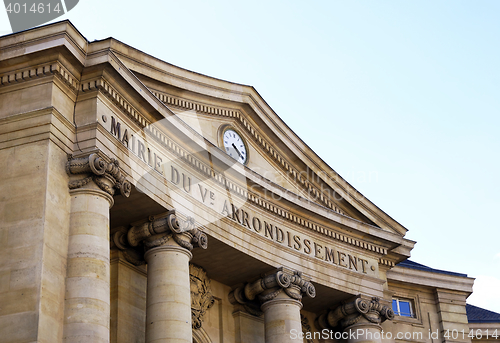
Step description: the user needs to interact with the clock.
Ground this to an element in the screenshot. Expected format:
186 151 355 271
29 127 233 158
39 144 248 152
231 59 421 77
222 128 248 164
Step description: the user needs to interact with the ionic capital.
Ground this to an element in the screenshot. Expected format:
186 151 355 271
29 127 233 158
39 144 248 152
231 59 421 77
228 267 316 316
316 295 394 331
67 152 131 198
111 210 208 265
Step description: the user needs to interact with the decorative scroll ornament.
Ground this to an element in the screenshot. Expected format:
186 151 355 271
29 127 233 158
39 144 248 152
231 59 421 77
111 210 208 265
316 296 394 331
228 267 316 316
67 153 131 197
190 264 215 329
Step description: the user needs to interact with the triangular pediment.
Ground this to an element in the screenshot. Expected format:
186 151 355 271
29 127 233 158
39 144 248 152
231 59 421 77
124 71 403 235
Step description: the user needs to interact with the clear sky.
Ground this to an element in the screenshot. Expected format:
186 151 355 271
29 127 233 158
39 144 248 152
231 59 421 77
2 1 499 312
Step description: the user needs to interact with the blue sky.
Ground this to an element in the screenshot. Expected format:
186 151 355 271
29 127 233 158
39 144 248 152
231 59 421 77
2 1 499 312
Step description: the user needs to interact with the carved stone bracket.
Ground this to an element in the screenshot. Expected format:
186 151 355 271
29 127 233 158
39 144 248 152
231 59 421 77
67 153 131 197
111 210 208 265
316 296 394 331
228 267 316 316
190 264 215 330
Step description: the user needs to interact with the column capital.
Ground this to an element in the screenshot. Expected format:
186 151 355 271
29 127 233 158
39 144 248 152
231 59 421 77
67 152 132 200
111 210 208 265
317 295 394 331
228 267 316 316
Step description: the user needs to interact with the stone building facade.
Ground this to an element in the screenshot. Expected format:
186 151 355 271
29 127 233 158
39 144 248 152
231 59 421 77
0 21 498 343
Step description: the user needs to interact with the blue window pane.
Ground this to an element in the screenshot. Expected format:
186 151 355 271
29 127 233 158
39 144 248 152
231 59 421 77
399 301 412 317
392 299 398 313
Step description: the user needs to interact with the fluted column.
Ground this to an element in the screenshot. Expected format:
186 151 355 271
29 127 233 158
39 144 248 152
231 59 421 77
114 211 208 343
64 153 131 343
229 267 316 343
316 296 394 343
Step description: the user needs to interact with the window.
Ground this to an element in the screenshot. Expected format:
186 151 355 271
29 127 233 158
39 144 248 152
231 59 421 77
392 298 414 317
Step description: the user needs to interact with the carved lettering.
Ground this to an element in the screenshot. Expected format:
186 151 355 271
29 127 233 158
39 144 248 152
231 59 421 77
231 204 241 224
241 209 250 228
276 227 284 243
122 129 129 147
103 118 374 276
154 153 162 173
303 239 311 254
171 165 179 184
264 221 273 239
338 252 347 267
138 141 146 162
111 116 121 139
359 258 369 274
325 246 336 264
314 242 322 258
199 184 208 202
348 254 358 271
252 217 261 232
221 200 230 216
293 235 301 250
183 173 191 192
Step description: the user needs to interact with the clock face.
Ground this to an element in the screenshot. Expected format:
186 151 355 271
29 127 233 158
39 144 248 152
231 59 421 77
223 129 247 164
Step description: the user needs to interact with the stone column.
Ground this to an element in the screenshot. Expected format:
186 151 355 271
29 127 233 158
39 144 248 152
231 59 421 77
144 241 192 342
229 267 316 343
261 292 303 343
316 296 394 343
117 211 208 343
64 153 131 342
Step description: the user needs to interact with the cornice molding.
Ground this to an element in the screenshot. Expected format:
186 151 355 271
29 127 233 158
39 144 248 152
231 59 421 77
81 77 151 128
0 61 79 92
378 258 395 268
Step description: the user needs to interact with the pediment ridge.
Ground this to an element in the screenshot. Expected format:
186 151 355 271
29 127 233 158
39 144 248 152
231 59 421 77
150 88 347 216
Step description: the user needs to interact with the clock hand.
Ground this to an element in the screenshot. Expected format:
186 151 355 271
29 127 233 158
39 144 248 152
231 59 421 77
232 143 242 157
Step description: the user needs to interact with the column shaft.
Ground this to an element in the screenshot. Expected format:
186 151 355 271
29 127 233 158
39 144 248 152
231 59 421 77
63 187 113 343
261 293 303 343
145 242 193 343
